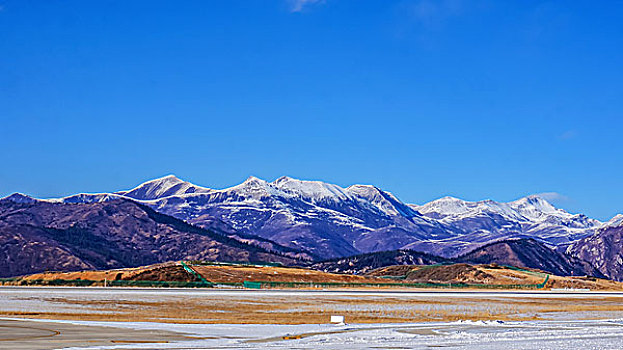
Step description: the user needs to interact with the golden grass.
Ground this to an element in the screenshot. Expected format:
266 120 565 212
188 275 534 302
6 263 623 325
13 263 623 291
4 294 623 324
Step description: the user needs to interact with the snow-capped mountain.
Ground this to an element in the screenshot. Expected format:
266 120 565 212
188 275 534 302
57 175 210 203
411 195 602 255
7 175 610 259
603 214 623 228
136 176 452 258
115 174 211 200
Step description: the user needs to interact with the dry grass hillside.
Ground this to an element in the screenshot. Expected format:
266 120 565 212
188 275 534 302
5 261 623 291
21 262 199 282
369 263 623 290
191 264 381 284
10 262 384 286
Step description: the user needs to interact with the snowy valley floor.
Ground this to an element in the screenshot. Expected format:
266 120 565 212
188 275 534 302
4 318 623 349
2 287 623 349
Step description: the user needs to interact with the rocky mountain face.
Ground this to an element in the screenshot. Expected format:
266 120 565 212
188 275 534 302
457 239 602 278
41 175 609 259
311 250 449 275
569 223 623 281
0 197 298 277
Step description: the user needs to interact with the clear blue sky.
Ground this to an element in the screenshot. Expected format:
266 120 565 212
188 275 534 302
0 0 621 220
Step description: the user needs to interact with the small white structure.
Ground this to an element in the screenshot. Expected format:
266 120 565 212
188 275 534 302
330 315 345 325
551 288 591 292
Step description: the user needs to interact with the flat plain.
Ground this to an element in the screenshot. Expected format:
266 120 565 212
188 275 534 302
2 287 623 349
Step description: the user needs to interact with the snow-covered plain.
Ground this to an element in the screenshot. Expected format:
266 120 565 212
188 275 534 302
3 288 623 349
27 318 623 350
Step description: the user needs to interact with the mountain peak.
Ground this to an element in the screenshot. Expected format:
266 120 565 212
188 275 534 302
242 176 267 186
346 184 380 196
1 192 38 204
126 175 185 189
271 177 349 202
120 175 209 200
161 174 182 181
415 196 471 217
510 195 559 216
515 194 552 204
273 175 293 184
520 194 550 203
152 174 184 183
438 196 466 202
605 214 623 228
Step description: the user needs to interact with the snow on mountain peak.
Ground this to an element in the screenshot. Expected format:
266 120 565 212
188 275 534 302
347 184 419 218
119 175 209 200
271 176 350 202
227 176 270 197
273 175 293 184
241 176 266 186
415 196 472 217
605 214 623 228
161 174 182 180
1 193 38 204
509 195 561 219
346 184 381 198
418 194 571 222
512 194 557 210
135 174 183 188
226 176 280 200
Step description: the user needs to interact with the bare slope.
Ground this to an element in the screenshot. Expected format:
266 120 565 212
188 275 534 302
369 263 621 290
457 239 602 277
0 198 297 277
310 239 600 278
570 223 623 281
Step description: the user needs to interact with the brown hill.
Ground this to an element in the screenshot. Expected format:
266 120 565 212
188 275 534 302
21 262 199 282
369 263 543 285
14 261 385 286
369 263 623 290
10 261 623 291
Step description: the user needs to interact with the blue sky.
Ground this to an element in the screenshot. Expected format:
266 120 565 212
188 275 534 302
0 0 621 220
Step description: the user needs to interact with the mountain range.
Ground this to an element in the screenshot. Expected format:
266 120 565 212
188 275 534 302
1 175 621 280
33 175 607 256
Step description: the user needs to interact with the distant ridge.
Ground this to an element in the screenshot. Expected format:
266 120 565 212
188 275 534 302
457 238 602 278
310 238 602 279
2 175 613 259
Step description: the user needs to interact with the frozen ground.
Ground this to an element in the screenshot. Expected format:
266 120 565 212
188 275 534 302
2 287 623 349
2 287 623 323
14 317 623 350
